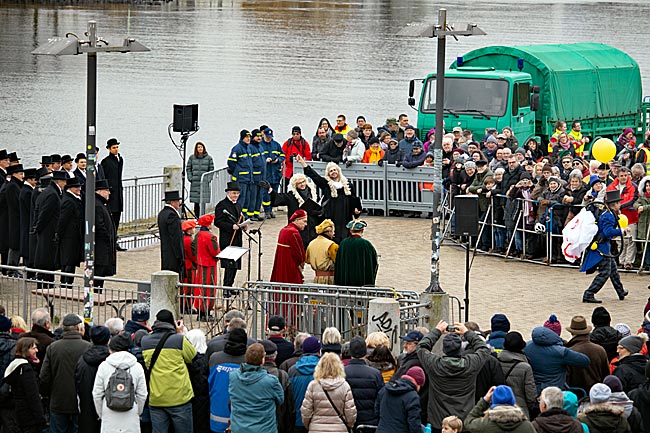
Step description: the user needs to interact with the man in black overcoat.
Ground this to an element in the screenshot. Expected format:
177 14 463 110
94 179 117 292
28 169 50 271
0 149 10 270
157 190 184 276
100 138 125 250
5 164 25 274
19 168 38 267
33 170 67 286
58 177 84 287
214 181 245 290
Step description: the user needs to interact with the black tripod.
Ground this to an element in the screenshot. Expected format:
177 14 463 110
168 124 199 219
249 217 266 280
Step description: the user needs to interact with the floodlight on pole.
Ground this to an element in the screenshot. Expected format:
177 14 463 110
32 20 150 325
399 9 485 294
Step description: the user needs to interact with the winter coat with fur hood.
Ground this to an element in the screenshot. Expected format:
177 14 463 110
464 398 536 433
578 403 631 433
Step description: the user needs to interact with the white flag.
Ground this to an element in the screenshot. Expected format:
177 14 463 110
562 208 598 263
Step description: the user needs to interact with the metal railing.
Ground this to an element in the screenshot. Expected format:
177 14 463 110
120 174 167 248
199 167 231 216
0 265 149 325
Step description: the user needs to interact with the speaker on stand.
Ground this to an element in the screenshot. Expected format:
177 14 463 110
453 195 479 322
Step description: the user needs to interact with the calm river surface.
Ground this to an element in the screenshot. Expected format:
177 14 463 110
1 0 650 176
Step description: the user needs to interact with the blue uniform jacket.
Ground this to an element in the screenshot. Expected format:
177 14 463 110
249 141 266 182
227 140 253 184
580 210 622 273
261 139 285 184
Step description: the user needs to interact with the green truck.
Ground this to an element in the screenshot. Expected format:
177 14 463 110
409 42 650 150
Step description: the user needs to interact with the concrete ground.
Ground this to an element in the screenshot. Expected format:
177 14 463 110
117 209 648 340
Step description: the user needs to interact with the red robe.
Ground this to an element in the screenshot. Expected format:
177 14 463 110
193 228 220 312
181 233 197 312
270 222 306 326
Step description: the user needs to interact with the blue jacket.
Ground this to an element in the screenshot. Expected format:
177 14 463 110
402 150 427 168
580 210 622 273
261 139 285 184
345 359 384 426
525 327 590 393
487 330 507 351
227 140 253 184
398 136 423 154
375 378 421 433
208 352 245 433
288 354 320 427
229 363 284 433
249 140 266 182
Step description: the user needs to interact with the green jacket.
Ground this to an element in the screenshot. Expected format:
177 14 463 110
465 398 536 433
141 322 197 407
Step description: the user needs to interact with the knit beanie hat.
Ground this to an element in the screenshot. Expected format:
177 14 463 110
543 314 562 336
562 391 579 417
491 385 516 409
349 336 367 359
590 383 611 403
131 303 150 322
0 316 12 332
603 375 623 392
90 325 111 345
442 334 462 357
618 335 644 354
302 336 322 354
225 328 248 356
491 314 511 333
109 332 132 352
404 366 426 386
464 160 477 170
614 323 632 338
591 306 611 327
503 331 526 353
239 129 251 141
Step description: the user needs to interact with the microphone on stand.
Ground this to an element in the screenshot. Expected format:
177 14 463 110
222 208 239 223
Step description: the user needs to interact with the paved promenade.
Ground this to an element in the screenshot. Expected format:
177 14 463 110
118 210 648 339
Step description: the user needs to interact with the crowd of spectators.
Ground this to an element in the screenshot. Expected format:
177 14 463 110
1 301 650 433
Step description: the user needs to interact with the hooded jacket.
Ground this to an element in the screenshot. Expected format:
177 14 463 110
578 403 631 433
208 349 246 433
375 377 421 433
497 350 537 417
75 344 110 433
229 363 284 433
392 350 429 424
525 327 590 393
532 407 584 433
465 398 536 433
608 390 644 432
3 357 46 429
92 350 148 433
613 353 648 393
300 377 357 433
289 354 320 427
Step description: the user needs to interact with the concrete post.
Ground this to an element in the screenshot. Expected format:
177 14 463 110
419 292 449 331
164 165 182 192
150 271 180 320
367 298 401 359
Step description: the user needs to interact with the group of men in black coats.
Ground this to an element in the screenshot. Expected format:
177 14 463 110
0 139 125 288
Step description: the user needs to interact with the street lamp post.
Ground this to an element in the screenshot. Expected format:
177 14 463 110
33 21 149 325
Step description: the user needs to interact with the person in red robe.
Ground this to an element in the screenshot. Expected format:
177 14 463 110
193 214 220 319
181 219 197 313
270 209 308 328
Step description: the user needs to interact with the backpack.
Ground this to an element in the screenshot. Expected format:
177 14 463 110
105 364 135 411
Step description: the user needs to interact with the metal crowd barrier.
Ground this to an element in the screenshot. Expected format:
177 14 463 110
199 167 231 216
120 174 167 248
0 265 149 325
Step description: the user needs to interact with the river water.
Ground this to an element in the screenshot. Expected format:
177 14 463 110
1 0 650 177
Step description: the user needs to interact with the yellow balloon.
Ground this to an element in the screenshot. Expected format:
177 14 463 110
591 138 616 163
618 214 628 229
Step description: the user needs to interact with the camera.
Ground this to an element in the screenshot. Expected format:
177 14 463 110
446 325 455 332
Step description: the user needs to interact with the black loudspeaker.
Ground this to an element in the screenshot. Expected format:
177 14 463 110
454 195 479 236
173 104 199 133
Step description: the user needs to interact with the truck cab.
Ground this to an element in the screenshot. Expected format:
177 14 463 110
414 68 536 143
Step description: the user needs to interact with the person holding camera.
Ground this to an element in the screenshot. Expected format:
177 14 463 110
416 320 490 432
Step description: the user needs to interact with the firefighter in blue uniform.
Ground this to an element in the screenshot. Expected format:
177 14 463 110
227 130 253 217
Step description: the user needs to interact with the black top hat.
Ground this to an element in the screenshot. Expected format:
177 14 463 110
50 154 62 163
106 138 120 148
225 181 241 192
51 171 68 181
61 154 73 163
8 152 20 162
0 149 7 160
163 190 182 202
36 167 49 179
7 164 24 175
605 189 621 204
41 155 53 165
24 168 38 179
65 177 81 188
95 179 111 191
74 153 86 163
40 177 51 188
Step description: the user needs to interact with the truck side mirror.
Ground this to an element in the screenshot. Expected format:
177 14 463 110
408 97 416 107
531 94 540 111
409 79 415 98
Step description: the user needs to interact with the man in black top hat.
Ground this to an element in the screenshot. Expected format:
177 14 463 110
61 154 74 178
100 138 125 250
158 190 184 276
73 153 87 188
0 150 10 270
50 154 62 171
94 179 117 291
20 168 38 268
214 181 245 288
581 189 630 303
40 155 53 173
5 164 25 273
33 171 67 286
58 177 84 286
28 168 51 272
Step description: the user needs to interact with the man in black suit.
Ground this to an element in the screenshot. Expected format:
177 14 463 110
28 168 50 272
19 168 38 268
0 149 10 270
5 164 25 274
58 177 84 287
157 190 184 276
73 153 87 188
100 138 125 251
94 179 117 292
33 170 67 286
214 181 245 290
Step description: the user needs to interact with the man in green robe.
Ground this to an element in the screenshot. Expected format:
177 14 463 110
334 220 378 286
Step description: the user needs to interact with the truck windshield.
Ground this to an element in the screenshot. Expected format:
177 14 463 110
421 77 509 117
